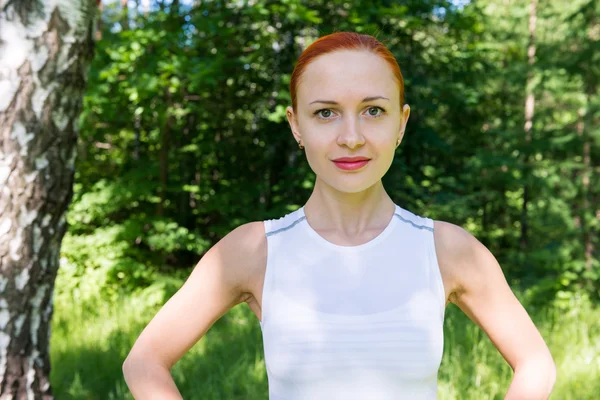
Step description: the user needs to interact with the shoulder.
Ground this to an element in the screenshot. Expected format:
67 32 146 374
209 220 267 302
224 220 267 250
432 220 477 261
432 220 501 303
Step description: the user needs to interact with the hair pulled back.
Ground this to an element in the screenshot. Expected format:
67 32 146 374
289 32 405 111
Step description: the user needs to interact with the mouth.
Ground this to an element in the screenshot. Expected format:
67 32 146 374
331 158 371 171
332 157 371 162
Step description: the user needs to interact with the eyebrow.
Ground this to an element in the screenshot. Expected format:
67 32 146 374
309 96 390 105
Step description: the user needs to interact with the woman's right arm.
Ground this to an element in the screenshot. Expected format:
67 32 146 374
122 221 267 399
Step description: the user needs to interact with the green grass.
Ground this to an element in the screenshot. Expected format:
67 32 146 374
50 277 600 399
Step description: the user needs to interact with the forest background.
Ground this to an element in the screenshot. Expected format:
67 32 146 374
47 0 599 398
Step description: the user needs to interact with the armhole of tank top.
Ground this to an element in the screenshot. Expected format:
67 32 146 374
426 217 446 323
260 219 272 328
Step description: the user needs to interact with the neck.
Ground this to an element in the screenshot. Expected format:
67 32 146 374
303 177 396 234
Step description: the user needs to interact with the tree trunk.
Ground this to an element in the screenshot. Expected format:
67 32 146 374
582 8 598 274
0 1 97 398
574 104 592 272
120 0 129 31
157 92 171 217
521 0 537 251
95 0 103 41
581 90 594 272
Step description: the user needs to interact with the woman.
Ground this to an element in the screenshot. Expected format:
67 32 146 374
123 32 556 399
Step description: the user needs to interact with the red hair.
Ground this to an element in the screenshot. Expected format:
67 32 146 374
289 32 405 111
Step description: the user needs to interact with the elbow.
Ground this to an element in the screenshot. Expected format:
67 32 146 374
123 353 132 370
123 351 137 372
122 352 171 377
510 354 557 399
540 361 557 400
122 355 135 382
122 352 145 381
536 352 557 395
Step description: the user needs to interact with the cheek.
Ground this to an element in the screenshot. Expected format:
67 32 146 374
301 122 337 145
365 122 398 143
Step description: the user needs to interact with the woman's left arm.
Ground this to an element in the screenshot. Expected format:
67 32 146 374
434 221 556 400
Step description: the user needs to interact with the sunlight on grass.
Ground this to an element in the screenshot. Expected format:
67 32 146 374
50 274 600 399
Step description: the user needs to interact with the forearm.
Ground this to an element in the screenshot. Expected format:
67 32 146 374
504 356 556 400
123 357 184 400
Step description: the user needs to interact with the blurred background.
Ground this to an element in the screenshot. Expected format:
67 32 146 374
49 0 599 398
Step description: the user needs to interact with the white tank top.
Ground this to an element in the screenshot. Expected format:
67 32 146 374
260 203 445 400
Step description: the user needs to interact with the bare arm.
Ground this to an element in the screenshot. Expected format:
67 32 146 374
122 221 266 399
122 360 183 400
434 221 556 399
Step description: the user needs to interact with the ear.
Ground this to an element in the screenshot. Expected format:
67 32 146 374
398 104 411 142
286 106 302 143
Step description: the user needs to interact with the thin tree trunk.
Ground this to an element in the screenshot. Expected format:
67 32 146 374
582 9 598 273
133 113 141 161
574 105 592 272
120 0 129 31
157 93 171 217
179 112 195 230
581 90 594 272
0 1 97 398
96 0 103 41
521 0 537 251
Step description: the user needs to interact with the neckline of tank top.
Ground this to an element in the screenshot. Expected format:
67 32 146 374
297 204 400 252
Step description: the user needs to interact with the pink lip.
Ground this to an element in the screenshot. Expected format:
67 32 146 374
332 157 370 162
332 160 370 171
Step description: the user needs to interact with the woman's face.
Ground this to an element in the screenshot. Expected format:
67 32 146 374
286 50 410 194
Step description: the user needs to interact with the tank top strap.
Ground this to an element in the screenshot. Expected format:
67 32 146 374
261 207 305 327
393 206 445 318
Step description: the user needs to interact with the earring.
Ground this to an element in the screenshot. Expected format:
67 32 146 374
395 137 401 148
297 140 304 150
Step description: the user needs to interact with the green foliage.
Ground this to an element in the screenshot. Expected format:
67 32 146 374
52 1 600 398
66 0 599 307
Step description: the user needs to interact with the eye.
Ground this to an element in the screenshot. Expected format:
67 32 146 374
314 109 335 119
366 106 385 117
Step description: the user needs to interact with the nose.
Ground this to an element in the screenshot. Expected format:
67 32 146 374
336 115 365 149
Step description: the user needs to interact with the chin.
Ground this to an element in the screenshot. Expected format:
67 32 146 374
320 175 382 194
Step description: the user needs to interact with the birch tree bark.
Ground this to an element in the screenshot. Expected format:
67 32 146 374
0 0 97 398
